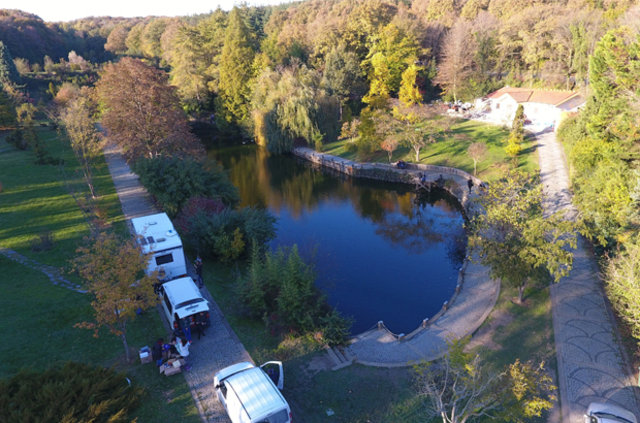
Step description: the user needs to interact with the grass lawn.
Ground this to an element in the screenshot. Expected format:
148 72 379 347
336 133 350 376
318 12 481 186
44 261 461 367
0 129 199 422
323 119 539 182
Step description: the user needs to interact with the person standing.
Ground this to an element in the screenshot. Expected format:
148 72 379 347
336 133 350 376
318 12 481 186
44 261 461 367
194 312 207 339
174 337 191 371
152 338 163 367
194 257 203 288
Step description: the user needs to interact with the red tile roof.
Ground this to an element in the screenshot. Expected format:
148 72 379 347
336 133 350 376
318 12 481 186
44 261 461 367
486 86 582 106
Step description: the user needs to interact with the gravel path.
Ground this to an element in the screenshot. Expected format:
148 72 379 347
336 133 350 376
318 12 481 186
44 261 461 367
536 129 640 422
103 143 246 422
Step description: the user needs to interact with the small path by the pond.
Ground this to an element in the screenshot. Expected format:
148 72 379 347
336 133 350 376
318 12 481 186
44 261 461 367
104 143 244 423
536 129 640 423
0 247 86 293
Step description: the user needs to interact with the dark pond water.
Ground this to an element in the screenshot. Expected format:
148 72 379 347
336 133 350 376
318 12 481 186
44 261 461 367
208 145 466 334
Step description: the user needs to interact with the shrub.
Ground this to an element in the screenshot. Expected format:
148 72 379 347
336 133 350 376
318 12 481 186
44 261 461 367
0 362 143 422
178 205 276 262
239 245 351 345
133 156 239 217
6 129 28 150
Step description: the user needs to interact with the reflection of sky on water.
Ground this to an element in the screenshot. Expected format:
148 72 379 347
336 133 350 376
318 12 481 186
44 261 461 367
210 145 465 334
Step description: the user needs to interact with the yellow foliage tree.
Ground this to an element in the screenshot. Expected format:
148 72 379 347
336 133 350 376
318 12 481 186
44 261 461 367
399 64 423 106
73 232 158 362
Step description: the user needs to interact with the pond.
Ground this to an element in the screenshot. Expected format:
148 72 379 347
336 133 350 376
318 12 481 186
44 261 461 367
208 145 467 335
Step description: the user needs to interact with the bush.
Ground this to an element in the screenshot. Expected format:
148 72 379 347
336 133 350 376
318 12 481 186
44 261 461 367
239 245 351 345
133 156 239 217
177 204 276 262
6 129 28 150
0 362 143 422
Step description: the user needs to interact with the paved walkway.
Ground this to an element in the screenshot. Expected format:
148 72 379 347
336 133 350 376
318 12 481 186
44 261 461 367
103 143 242 422
348 258 499 366
536 130 639 422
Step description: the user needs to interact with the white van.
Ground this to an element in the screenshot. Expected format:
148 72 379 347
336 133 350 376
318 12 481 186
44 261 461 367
158 276 210 330
214 361 291 423
131 213 187 281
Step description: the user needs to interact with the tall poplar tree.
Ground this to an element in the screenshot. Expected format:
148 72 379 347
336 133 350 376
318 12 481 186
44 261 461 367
218 7 256 130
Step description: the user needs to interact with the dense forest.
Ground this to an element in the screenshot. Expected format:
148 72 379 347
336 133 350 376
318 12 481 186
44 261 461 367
1 0 640 344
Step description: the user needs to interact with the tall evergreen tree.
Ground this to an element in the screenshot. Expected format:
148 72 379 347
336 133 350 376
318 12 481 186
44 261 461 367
218 7 256 130
0 41 19 88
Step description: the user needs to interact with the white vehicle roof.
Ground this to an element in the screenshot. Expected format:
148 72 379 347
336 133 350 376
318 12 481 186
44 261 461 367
587 402 638 423
163 277 209 319
131 213 182 254
215 362 288 420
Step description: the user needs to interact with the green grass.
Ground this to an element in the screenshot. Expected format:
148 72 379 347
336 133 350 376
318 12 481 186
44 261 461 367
0 129 198 422
323 119 539 182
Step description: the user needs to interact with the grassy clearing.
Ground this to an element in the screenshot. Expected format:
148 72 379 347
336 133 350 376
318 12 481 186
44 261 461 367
323 119 538 182
0 129 198 422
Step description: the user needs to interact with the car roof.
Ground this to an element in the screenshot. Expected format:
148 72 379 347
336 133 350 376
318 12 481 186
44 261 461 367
588 402 638 423
222 366 288 419
131 213 182 253
163 277 209 318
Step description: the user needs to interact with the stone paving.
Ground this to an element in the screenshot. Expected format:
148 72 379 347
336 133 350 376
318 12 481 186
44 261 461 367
536 129 640 423
103 143 240 423
0 247 86 293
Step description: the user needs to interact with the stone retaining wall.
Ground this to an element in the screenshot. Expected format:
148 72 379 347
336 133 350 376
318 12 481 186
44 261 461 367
292 147 482 213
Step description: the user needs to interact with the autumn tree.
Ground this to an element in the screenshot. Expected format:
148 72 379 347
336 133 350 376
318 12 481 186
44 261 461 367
60 92 103 198
469 172 576 303
435 19 474 102
467 142 487 176
96 57 203 160
73 232 157 362
218 7 256 129
399 63 423 106
416 337 556 423
104 23 130 54
362 52 391 109
393 104 448 161
381 136 400 163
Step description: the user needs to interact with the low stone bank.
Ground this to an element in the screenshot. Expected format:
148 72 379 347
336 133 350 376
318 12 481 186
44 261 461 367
292 147 482 212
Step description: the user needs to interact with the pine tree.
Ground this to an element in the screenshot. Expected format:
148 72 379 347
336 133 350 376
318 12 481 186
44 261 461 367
218 7 256 129
0 41 20 88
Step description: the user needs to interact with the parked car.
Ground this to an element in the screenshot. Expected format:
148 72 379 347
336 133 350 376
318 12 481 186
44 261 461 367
585 402 638 423
214 361 291 423
158 276 210 333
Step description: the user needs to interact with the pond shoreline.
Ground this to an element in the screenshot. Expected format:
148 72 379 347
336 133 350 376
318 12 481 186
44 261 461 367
292 147 498 360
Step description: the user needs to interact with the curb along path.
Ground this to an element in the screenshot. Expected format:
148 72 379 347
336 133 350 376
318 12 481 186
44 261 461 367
104 143 243 422
536 130 639 423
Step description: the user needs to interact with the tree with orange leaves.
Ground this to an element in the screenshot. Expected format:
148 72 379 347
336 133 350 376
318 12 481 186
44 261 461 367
73 232 157 362
96 57 203 161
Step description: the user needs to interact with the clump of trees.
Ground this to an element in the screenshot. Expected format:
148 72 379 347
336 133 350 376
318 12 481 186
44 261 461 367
133 156 239 217
0 362 143 422
239 245 351 346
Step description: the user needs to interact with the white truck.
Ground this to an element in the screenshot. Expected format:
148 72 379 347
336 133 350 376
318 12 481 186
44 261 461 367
131 212 187 281
214 361 291 423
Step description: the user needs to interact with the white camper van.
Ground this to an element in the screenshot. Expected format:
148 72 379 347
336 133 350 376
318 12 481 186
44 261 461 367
214 361 291 423
131 213 187 281
158 276 210 330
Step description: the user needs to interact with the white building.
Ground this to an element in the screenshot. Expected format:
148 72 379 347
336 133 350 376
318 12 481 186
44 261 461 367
476 87 585 131
131 212 187 281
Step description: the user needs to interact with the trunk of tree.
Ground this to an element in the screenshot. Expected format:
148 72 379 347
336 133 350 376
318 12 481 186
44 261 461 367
473 159 477 176
121 332 130 362
415 146 420 162
518 280 526 304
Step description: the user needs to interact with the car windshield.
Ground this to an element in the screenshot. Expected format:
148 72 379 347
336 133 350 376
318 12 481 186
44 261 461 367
176 298 204 309
593 412 635 423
